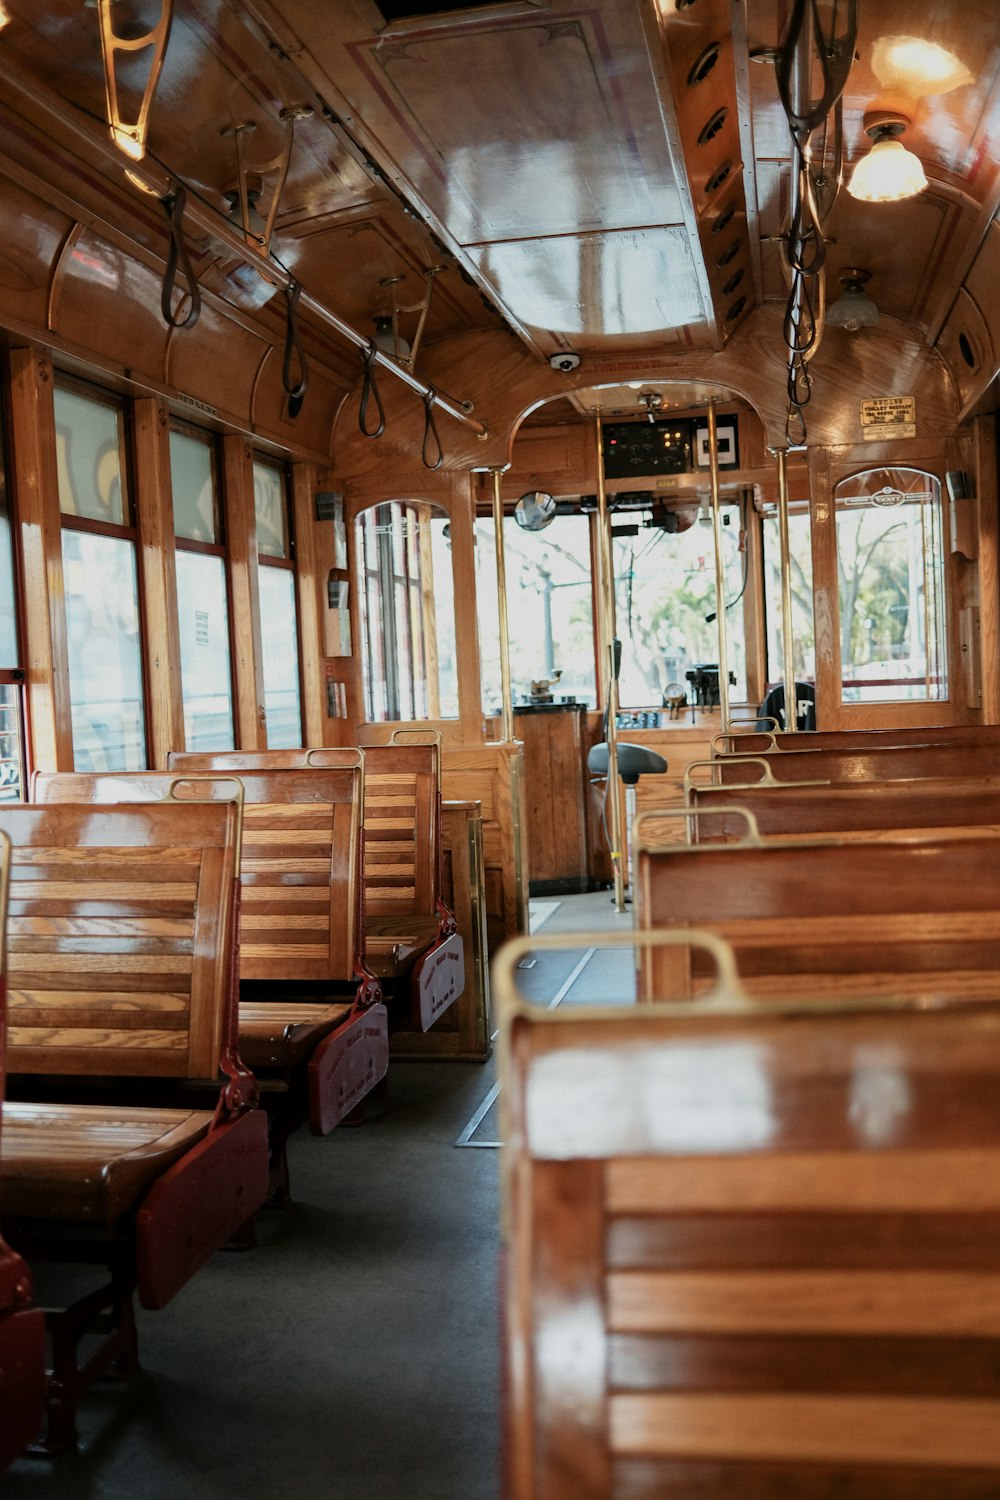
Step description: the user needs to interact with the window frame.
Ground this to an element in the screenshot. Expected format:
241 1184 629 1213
252 453 305 748
54 373 151 770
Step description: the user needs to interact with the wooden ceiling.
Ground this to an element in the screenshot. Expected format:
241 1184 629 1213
0 0 996 447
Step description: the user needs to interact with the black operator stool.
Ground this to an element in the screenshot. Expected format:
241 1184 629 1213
587 741 668 897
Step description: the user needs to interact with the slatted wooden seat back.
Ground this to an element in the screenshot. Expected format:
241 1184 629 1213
0 801 240 1079
634 831 1000 1004
34 768 363 986
715 722 1000 756
0 828 46 1472
499 932 1000 1498
686 775 1000 842
711 740 1000 787
351 743 439 921
170 743 442 923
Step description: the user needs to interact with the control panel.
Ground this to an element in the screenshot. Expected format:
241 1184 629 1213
602 416 739 480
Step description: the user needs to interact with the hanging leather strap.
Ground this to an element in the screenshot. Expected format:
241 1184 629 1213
421 389 443 470
282 279 308 418
359 340 386 438
159 182 201 330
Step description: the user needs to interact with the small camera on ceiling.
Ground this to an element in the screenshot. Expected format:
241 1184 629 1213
549 351 581 372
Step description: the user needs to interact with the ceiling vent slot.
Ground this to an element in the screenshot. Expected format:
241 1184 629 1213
716 240 740 268
687 43 721 87
697 108 728 146
959 330 979 369
711 202 736 236
705 161 733 196
726 296 747 322
722 268 745 295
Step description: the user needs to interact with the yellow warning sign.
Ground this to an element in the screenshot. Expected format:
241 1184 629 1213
860 396 916 440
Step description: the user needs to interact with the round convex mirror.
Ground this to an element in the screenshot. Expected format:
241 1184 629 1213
514 491 556 531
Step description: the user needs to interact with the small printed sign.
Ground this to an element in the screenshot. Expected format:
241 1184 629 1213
194 609 209 647
860 395 916 440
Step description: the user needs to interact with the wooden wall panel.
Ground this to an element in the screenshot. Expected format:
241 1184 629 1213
221 435 266 750
0 171 71 333
133 396 184 764
7 347 73 770
52 229 168 378
291 460 325 748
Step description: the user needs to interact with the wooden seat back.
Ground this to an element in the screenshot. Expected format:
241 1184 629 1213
686 775 1000 842
0 801 240 1079
715 722 1000 756
707 739 1000 787
169 744 444 925
0 828 46 1472
498 931 1000 1497
634 831 1000 1004
33 768 363 986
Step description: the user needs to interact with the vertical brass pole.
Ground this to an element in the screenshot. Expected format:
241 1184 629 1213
491 467 515 744
594 410 625 913
707 404 732 729
775 447 798 733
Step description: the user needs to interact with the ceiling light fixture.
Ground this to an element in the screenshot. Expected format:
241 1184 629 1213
826 268 880 331
848 112 927 203
372 311 410 360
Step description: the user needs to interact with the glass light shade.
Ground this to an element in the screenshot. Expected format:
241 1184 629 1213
827 286 880 332
372 315 410 358
848 137 927 202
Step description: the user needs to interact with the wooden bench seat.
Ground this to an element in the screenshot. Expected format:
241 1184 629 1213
32 768 389 1194
715 722 1000 756
498 929 1000 1498
0 829 46 1473
707 740 1000 788
633 829 1000 1004
237 1000 353 1069
0 799 269 1451
169 745 466 1033
684 775 1000 843
2 1102 216 1225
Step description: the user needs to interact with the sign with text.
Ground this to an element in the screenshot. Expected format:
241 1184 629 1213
860 395 916 440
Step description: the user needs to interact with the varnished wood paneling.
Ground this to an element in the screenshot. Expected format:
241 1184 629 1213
609 1392 1000 1467
221 434 266 750
8 347 73 770
290 460 325 748
133 396 184 766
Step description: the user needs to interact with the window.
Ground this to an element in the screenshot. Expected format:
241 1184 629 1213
356 501 459 722
476 514 596 711
55 383 147 770
835 468 948 703
612 502 748 707
171 426 236 751
253 459 303 747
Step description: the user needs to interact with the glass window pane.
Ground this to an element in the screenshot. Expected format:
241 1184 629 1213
253 461 289 559
835 469 948 703
55 387 126 525
0 684 24 802
612 506 748 707
170 430 220 543
477 515 597 712
761 508 815 683
259 565 302 747
62 529 146 769
356 501 459 722
176 551 235 751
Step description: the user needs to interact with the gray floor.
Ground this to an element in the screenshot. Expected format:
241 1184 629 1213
3 892 631 1499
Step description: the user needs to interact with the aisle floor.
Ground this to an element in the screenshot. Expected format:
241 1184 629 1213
3 891 631 1499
